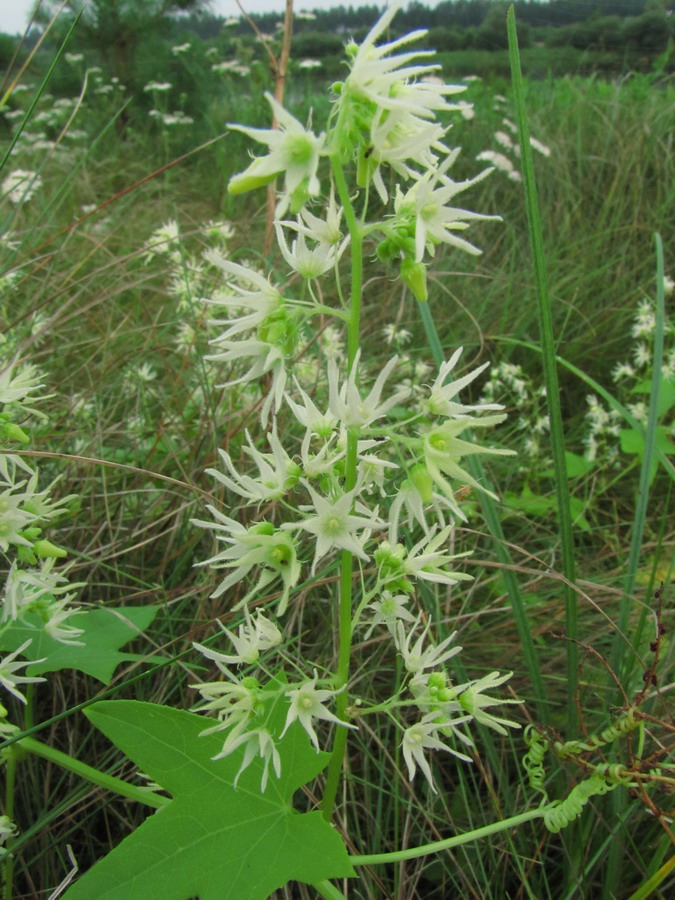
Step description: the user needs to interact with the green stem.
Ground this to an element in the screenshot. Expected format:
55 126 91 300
18 736 169 810
2 748 17 899
507 6 578 733
311 879 348 900
350 807 547 865
321 153 364 821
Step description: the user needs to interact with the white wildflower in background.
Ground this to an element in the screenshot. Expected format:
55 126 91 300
143 81 172 92
2 169 42 205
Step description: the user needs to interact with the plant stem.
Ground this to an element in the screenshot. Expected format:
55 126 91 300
321 153 364 821
18 736 169 810
1 747 17 900
350 807 547 865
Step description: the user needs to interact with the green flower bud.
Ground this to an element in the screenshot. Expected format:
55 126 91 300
400 257 428 302
250 521 275 536
409 464 433 503
3 423 29 444
33 539 68 559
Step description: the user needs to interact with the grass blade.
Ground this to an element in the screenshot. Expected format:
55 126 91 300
507 5 579 733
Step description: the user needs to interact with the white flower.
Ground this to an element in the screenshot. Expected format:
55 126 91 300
399 526 473 587
612 361 635 382
206 424 300 503
192 510 301 614
631 300 656 339
449 671 522 735
394 152 500 262
284 481 384 572
395 619 462 675
194 673 262 745
279 190 343 245
633 342 651 369
204 255 283 341
275 222 343 279
193 609 282 669
0 640 46 703
43 599 85 646
476 149 517 176
363 590 416 638
402 712 473 792
286 379 337 437
207 337 287 426
217 727 281 790
281 674 356 750
0 815 17 846
0 483 39 552
383 324 412 346
0 362 45 405
143 81 172 92
529 136 551 157
423 415 515 504
341 1 465 124
425 348 503 418
328 351 409 428
2 169 42 204
228 93 325 213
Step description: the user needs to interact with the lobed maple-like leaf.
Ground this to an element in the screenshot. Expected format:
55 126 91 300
62 698 354 900
0 606 158 682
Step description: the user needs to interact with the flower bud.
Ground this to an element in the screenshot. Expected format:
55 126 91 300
33 539 68 559
400 257 428 302
409 464 433 503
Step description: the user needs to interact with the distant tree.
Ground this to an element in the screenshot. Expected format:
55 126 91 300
623 11 671 54
33 0 210 88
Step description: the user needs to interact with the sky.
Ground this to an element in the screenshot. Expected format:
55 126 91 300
2 0 404 36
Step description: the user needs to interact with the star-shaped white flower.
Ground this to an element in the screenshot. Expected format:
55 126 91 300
284 481 384 572
402 712 473 792
0 640 46 704
228 93 325 213
280 673 356 750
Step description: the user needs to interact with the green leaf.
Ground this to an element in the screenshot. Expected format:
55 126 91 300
62 699 354 900
504 487 590 532
620 425 674 482
0 606 158 683
631 377 675 417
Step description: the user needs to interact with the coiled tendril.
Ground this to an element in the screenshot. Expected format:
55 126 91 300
553 708 640 759
543 766 633 833
523 725 549 801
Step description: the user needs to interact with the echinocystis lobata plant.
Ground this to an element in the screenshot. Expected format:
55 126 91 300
2 5 607 900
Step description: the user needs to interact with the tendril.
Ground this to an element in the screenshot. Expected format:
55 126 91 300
553 708 640 759
523 725 549 801
543 766 633 833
